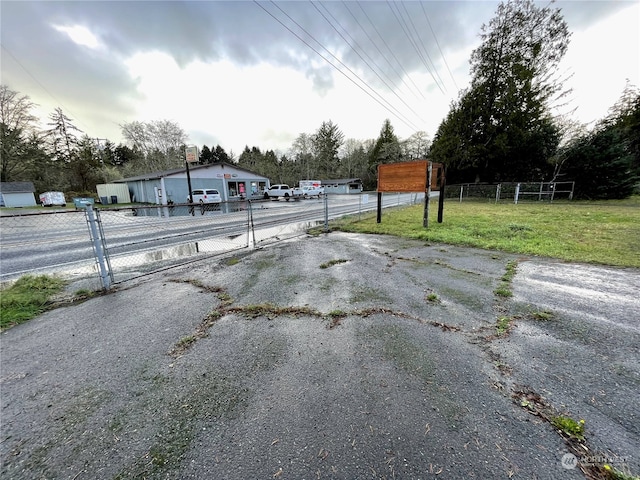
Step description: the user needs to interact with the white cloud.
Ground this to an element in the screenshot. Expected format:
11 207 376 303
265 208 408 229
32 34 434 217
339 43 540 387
52 24 103 50
560 2 639 126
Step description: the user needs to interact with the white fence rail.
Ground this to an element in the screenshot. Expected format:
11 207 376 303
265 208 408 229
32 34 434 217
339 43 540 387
448 182 575 203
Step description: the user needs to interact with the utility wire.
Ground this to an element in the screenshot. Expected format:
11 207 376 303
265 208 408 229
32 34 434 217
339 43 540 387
420 1 460 91
312 2 426 124
254 1 422 132
354 1 426 101
399 1 447 93
386 1 445 95
269 1 419 129
1 43 90 134
338 1 425 103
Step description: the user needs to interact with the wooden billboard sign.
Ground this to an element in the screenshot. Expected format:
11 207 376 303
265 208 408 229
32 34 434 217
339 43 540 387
377 160 442 192
376 160 445 227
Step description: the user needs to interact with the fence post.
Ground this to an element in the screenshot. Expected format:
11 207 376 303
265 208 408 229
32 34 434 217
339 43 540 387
85 204 112 290
514 183 521 204
459 185 464 203
247 200 257 248
324 193 329 232
495 184 501 203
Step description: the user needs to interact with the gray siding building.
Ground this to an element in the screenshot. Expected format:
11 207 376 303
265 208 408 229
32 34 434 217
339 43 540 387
321 178 363 195
114 163 270 205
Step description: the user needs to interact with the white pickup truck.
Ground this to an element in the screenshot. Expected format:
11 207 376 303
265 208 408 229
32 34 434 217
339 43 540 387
263 184 303 201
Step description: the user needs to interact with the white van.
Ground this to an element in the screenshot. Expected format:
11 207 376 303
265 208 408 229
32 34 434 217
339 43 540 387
189 189 222 204
39 191 66 207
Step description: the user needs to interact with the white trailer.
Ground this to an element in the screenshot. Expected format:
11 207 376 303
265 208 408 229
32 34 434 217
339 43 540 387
299 179 322 189
39 191 66 207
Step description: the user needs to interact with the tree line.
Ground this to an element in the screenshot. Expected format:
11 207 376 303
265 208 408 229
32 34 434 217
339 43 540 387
0 87 429 196
1 0 638 200
429 0 639 199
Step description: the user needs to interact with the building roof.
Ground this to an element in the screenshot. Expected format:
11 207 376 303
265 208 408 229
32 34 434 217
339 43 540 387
114 162 268 183
321 178 362 185
0 181 35 193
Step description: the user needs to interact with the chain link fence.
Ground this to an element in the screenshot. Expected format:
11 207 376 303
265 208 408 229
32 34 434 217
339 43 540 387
1 193 418 290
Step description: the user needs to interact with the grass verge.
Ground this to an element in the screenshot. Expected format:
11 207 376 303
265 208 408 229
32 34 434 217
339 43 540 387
330 197 640 268
0 275 68 330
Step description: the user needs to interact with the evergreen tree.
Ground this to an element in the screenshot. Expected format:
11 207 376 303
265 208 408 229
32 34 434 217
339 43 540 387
370 119 401 166
45 107 82 164
561 83 640 199
430 0 569 182
312 121 344 178
213 145 230 163
67 136 103 192
200 145 213 164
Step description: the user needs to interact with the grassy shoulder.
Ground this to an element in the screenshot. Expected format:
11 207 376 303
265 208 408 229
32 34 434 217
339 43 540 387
0 275 68 330
330 196 640 268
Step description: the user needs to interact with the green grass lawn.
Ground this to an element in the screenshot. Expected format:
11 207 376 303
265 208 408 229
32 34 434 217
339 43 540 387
0 275 67 330
331 196 640 268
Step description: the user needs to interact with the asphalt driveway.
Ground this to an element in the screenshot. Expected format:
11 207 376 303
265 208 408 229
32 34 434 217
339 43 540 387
1 232 638 479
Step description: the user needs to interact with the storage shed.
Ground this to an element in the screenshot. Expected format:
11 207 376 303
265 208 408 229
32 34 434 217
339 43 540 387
0 182 37 207
114 163 270 205
96 183 132 204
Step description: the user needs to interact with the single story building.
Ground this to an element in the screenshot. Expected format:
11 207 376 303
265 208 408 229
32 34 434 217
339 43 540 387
114 163 270 205
321 178 363 195
0 181 37 207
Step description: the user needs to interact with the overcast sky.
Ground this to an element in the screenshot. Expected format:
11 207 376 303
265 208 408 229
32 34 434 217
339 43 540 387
1 1 638 157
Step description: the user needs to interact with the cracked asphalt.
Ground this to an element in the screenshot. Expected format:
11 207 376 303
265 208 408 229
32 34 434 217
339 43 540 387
1 232 638 479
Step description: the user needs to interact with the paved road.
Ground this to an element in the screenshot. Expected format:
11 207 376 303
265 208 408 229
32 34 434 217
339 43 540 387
0 193 425 282
1 232 637 479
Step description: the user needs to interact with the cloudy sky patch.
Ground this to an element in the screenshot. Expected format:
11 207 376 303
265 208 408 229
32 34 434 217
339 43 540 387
1 1 637 155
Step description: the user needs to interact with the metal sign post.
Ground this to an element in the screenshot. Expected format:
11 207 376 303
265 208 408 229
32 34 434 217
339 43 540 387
185 146 198 215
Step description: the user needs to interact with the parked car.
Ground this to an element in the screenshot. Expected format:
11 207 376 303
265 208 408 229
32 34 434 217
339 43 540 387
301 186 323 198
189 189 222 214
189 189 222 204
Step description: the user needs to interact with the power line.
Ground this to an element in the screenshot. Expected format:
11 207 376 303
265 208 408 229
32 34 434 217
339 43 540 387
312 2 427 124
0 43 91 134
399 1 447 93
386 1 446 95
254 1 422 132
354 1 427 101
420 1 460 92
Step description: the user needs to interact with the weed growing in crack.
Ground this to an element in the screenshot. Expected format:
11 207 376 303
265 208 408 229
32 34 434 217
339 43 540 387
494 260 517 297
177 335 196 348
425 293 440 303
552 416 585 441
496 316 513 336
320 259 349 269
531 310 553 321
511 387 639 479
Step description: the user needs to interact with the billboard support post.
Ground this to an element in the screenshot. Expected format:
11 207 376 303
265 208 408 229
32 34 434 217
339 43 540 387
438 165 446 223
423 162 432 228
